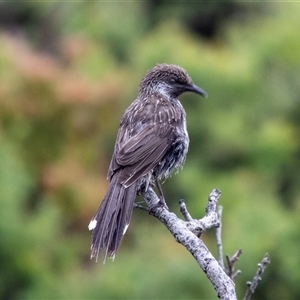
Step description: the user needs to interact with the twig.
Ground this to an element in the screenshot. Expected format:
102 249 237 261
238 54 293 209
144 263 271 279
215 206 224 269
134 202 149 212
179 199 193 222
243 253 271 300
142 187 237 300
215 205 242 280
226 249 243 280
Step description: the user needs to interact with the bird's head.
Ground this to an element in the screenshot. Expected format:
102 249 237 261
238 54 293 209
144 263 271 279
138 64 208 99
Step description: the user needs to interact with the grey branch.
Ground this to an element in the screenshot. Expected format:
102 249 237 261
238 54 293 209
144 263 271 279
142 187 237 300
243 253 271 300
215 206 224 269
215 206 242 280
226 249 243 280
179 199 193 222
133 202 149 212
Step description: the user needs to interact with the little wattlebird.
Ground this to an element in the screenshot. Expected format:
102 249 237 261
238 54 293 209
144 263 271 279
88 64 208 262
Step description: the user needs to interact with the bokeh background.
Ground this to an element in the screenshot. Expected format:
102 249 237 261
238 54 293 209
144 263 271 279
1 2 300 299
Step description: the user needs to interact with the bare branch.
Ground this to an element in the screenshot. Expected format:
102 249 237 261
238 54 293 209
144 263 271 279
232 269 242 280
226 249 243 280
215 206 224 269
133 202 149 212
215 206 242 281
179 199 193 222
243 253 271 300
142 187 237 300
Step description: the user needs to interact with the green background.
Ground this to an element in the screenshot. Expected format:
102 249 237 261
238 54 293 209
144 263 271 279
0 2 300 299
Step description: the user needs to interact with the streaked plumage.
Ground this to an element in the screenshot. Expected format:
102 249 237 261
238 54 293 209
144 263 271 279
89 64 207 262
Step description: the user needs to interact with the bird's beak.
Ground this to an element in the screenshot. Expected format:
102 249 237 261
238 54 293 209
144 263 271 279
187 84 208 98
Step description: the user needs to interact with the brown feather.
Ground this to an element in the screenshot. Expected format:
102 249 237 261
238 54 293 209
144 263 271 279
89 64 207 262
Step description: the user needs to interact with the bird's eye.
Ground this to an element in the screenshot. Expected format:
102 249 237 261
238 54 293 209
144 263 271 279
169 77 176 84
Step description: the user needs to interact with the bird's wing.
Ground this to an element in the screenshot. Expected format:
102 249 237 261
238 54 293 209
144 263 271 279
107 97 182 186
117 124 170 164
116 123 174 187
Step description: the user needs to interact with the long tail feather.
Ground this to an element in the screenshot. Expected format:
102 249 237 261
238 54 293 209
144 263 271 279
88 171 138 262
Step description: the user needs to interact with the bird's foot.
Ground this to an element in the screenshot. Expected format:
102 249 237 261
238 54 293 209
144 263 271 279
157 196 169 210
149 200 169 215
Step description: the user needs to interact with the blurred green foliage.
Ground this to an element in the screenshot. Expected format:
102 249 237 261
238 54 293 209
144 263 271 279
0 2 300 299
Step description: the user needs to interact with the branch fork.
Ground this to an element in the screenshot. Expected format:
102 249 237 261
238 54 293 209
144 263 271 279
138 187 270 300
141 187 237 300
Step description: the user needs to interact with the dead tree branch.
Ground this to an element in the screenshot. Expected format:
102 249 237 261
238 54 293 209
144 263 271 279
244 253 271 300
215 206 242 281
226 249 243 280
141 187 237 300
215 206 224 269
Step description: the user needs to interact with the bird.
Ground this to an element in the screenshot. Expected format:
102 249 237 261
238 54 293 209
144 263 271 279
88 63 208 262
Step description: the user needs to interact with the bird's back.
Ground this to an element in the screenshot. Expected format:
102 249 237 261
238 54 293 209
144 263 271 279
108 94 189 187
